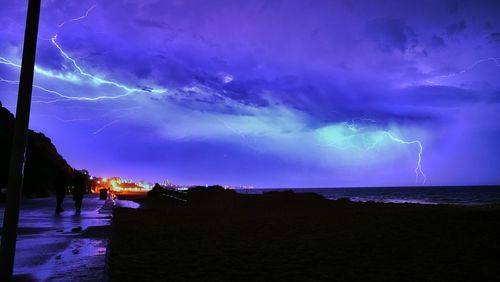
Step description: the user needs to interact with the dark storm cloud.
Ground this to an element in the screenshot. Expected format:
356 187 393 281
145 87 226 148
487 32 500 44
445 20 467 36
133 65 153 79
221 82 270 107
446 0 462 14
486 91 500 103
365 18 418 54
397 86 477 106
134 19 172 31
2 0 500 186
430 36 446 49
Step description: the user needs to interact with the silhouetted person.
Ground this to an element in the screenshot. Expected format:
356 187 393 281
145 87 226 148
54 172 67 213
73 172 86 215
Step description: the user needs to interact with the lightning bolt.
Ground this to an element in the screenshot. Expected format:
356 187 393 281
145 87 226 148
1 55 83 83
0 57 21 68
0 5 167 104
93 120 120 135
439 57 500 79
58 5 96 28
1 50 163 102
0 76 134 103
49 34 167 94
319 122 427 184
41 115 91 123
424 57 500 85
92 110 138 135
361 131 426 184
384 132 426 184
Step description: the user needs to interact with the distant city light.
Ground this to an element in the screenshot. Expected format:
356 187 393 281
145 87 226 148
91 176 153 194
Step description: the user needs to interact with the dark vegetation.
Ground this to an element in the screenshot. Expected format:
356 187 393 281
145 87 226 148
110 188 500 281
0 102 76 198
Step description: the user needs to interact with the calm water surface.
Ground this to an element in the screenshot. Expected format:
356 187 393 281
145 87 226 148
237 186 500 205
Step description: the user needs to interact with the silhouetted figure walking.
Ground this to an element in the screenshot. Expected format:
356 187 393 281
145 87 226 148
73 172 86 215
54 171 67 213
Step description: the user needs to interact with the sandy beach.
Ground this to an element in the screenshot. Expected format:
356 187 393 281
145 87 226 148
109 189 500 281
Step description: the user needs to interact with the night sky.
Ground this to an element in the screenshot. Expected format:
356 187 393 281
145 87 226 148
1 0 500 187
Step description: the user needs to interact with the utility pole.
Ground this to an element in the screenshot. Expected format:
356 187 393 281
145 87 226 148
0 0 41 280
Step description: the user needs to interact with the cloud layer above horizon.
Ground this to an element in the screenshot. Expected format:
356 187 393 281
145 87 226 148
1 0 500 187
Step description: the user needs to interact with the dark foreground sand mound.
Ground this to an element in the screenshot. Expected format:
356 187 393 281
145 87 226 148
109 190 500 281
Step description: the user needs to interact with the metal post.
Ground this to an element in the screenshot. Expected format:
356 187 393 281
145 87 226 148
0 0 41 280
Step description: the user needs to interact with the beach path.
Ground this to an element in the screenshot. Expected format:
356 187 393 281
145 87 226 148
0 194 112 281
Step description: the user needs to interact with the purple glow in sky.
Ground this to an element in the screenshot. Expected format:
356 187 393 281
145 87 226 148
1 0 500 187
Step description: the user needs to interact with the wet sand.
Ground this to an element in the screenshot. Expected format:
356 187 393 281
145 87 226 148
110 190 500 281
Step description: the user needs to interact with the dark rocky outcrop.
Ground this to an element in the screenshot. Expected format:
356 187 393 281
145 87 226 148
1 102 74 197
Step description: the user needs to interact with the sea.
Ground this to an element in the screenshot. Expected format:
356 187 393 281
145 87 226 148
236 186 500 205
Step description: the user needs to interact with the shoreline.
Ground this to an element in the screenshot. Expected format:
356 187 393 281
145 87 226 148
235 186 500 206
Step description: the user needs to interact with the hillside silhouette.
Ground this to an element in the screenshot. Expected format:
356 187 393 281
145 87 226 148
1 102 74 198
